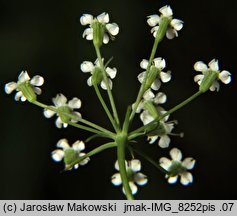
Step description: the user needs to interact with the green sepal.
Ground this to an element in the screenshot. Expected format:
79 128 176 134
144 66 160 91
167 161 186 177
91 20 105 48
155 16 170 42
199 70 218 93
57 106 72 123
147 122 166 136
144 101 160 118
64 148 78 166
17 82 37 102
92 66 103 85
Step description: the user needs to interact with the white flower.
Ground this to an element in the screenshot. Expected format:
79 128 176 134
80 59 117 90
134 89 167 113
4 71 44 102
159 148 196 186
147 5 183 39
80 12 119 44
111 159 148 195
52 139 89 169
194 59 231 91
140 108 179 148
44 93 82 128
138 58 171 91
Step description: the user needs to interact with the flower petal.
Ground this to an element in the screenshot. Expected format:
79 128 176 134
194 61 208 72
147 15 160 27
159 157 172 170
68 97 81 109
130 159 141 172
81 61 94 73
106 23 119 36
122 182 138 195
154 92 167 104
140 110 154 125
160 71 171 83
87 76 93 86
30 75 44 86
103 33 109 44
158 135 170 148
52 93 67 107
166 28 177 39
153 57 166 70
72 140 85 151
159 5 173 17
14 91 23 101
137 72 146 83
56 138 70 149
151 79 161 91
78 153 90 165
18 71 30 83
143 89 155 100
182 157 196 170
171 19 183 31
134 173 148 186
194 74 204 85
5 82 17 94
55 117 63 128
111 173 122 186
208 59 219 71
82 28 93 40
106 67 117 79
180 172 193 185
140 59 149 70
33 87 42 95
51 149 64 162
43 109 55 118
209 81 220 91
218 70 231 84
147 136 158 144
80 14 93 25
97 12 109 24
168 175 178 184
170 148 182 161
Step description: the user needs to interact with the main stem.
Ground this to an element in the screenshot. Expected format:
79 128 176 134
95 46 120 128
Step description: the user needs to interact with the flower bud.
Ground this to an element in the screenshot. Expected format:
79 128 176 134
92 66 103 85
199 70 218 93
91 20 105 48
17 82 37 102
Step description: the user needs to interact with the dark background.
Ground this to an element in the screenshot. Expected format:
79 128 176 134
1 0 236 199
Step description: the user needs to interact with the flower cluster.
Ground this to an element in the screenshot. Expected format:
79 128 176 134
44 93 82 128
111 159 148 195
147 5 183 39
194 59 231 92
80 12 119 44
80 59 117 90
52 138 90 169
5 71 44 102
159 148 195 185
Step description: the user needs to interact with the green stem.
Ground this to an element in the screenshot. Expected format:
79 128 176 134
131 146 168 174
95 46 120 128
129 91 203 137
162 91 203 119
129 17 170 123
65 142 117 171
68 122 109 138
116 132 134 200
32 101 115 138
93 84 118 131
